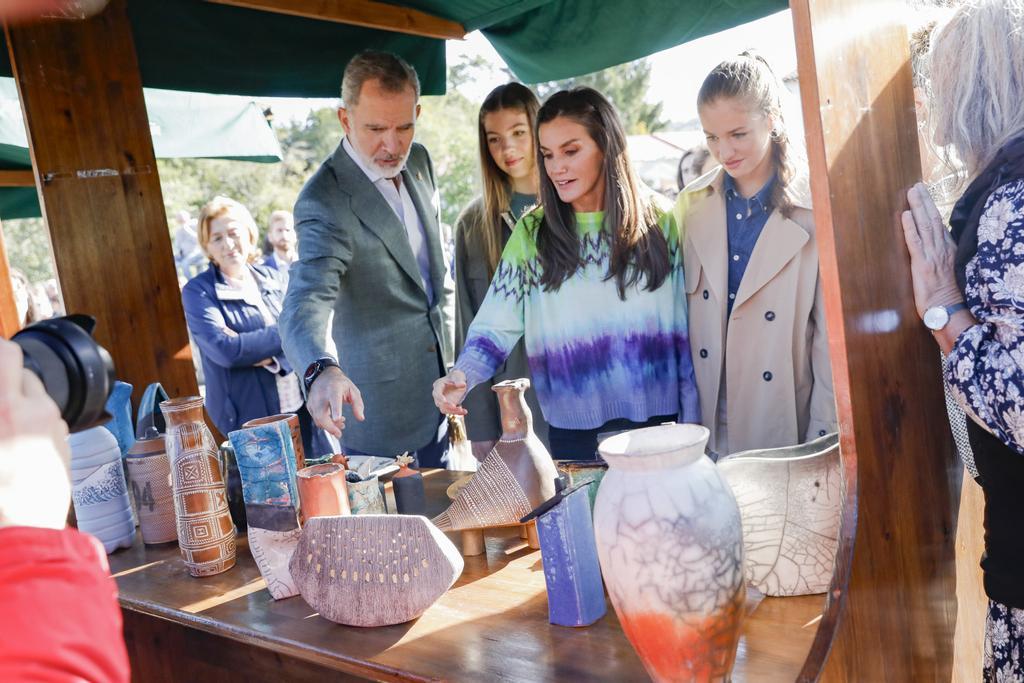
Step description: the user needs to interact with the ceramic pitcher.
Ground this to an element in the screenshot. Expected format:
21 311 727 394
594 423 744 682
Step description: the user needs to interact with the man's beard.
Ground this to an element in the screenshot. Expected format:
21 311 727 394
354 144 409 180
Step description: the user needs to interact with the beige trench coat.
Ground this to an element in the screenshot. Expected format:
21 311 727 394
676 167 836 455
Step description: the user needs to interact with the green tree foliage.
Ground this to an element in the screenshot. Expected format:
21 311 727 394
3 217 54 282
536 59 666 135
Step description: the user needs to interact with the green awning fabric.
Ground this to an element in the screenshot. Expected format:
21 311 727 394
0 78 283 219
0 1 784 97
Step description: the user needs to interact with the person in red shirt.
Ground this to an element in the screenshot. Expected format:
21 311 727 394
0 338 129 682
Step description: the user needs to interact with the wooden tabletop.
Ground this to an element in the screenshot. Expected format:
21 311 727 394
109 469 824 682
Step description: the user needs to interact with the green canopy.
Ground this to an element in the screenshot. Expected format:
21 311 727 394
0 0 785 97
0 78 282 219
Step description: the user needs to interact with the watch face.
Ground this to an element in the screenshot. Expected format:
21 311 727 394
924 307 948 330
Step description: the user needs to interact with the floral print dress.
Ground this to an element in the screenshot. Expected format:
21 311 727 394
944 179 1024 681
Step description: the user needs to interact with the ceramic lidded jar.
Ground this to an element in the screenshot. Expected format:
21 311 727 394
162 396 236 577
594 424 744 683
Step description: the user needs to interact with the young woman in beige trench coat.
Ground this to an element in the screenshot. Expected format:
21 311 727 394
676 53 836 456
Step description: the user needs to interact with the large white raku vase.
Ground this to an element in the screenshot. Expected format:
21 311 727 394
594 424 744 683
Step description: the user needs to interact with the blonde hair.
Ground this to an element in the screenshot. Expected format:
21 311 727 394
697 52 804 218
929 0 1024 180
196 196 260 264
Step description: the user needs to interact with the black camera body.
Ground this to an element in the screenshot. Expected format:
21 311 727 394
12 315 116 433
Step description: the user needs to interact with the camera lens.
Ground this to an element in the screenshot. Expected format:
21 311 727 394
12 314 116 433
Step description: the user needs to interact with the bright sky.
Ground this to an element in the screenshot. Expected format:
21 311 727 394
260 9 799 127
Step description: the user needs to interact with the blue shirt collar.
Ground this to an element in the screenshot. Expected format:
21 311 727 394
723 172 776 212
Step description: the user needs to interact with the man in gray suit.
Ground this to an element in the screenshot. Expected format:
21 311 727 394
280 51 453 466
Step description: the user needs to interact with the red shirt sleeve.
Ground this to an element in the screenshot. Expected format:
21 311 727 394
0 526 129 683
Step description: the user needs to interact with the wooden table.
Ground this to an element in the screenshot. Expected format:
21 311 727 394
110 470 825 682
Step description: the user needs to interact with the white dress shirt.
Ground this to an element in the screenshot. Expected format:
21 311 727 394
343 137 434 304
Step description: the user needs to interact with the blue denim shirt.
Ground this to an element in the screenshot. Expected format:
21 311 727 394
725 173 776 315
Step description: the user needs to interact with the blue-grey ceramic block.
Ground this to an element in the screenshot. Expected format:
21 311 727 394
228 421 301 532
102 380 135 457
535 486 607 627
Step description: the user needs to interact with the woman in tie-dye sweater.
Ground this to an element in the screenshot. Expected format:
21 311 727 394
434 87 700 459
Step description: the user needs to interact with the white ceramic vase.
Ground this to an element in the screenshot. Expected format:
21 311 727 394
594 423 744 683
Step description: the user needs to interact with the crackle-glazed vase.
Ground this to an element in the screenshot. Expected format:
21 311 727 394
717 431 842 596
594 423 744 683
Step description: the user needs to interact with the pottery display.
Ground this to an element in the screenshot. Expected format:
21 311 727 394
218 441 247 532
717 431 842 596
433 379 558 531
228 419 303 599
557 460 608 510
296 462 351 519
162 396 236 578
392 454 426 515
242 413 305 471
347 474 387 515
522 477 606 627
69 426 136 553
594 424 745 682
290 515 464 627
136 382 169 438
125 428 177 544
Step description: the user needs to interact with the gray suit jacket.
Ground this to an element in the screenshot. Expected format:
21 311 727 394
280 141 454 455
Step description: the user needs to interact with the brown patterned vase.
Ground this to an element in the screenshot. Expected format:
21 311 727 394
433 378 558 531
162 396 236 577
125 428 178 544
242 413 305 471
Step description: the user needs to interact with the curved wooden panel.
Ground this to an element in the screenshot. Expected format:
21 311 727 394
790 0 961 679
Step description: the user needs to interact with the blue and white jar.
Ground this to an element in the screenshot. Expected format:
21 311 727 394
69 426 135 553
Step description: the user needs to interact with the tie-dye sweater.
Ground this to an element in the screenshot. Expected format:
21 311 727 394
454 208 700 430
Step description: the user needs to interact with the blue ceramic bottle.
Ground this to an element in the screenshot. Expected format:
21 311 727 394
523 478 607 627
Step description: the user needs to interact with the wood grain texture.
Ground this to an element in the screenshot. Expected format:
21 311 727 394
952 476 986 681
110 470 825 682
204 0 466 40
790 0 960 679
5 0 198 405
0 169 34 186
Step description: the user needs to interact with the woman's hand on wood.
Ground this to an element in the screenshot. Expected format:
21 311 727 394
900 182 964 319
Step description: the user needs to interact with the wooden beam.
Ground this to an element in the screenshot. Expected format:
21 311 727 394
0 169 34 187
790 0 960 679
6 0 199 406
205 0 465 40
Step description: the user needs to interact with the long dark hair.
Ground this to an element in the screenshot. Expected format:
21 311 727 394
697 52 798 218
476 83 540 279
535 87 668 299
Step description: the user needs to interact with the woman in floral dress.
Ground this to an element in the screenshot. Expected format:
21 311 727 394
901 1 1024 678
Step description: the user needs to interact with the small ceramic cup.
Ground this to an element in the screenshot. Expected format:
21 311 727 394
347 475 386 515
297 463 351 519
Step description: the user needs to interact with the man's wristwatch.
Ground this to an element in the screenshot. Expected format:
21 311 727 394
923 302 968 331
303 357 340 393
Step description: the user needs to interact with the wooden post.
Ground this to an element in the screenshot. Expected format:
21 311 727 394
5 0 198 403
790 0 961 679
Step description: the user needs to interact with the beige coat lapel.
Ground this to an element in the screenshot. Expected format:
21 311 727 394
685 179 729 305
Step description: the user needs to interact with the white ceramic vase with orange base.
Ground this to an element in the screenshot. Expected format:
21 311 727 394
594 423 744 682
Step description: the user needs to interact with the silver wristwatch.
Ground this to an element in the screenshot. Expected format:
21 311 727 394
923 302 968 331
